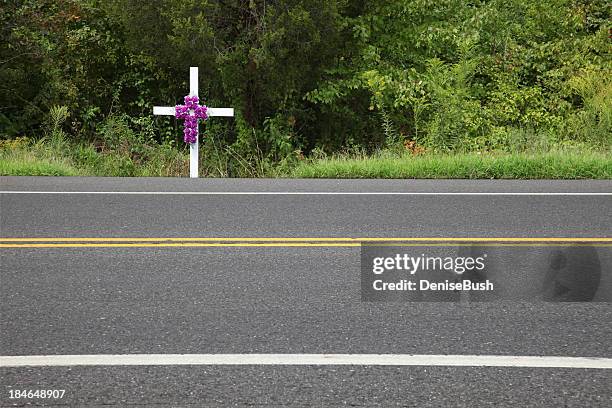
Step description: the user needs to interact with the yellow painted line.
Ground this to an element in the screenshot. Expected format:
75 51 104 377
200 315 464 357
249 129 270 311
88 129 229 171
2 243 611 248
2 237 612 249
0 243 361 248
1 237 611 243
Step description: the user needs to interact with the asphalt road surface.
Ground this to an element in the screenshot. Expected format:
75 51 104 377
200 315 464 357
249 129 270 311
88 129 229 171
1 177 611 407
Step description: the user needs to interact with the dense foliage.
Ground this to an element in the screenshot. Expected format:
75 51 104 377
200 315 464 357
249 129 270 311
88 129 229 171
1 0 610 175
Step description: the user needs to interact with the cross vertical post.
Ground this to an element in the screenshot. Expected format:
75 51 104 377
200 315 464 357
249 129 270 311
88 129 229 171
189 67 199 178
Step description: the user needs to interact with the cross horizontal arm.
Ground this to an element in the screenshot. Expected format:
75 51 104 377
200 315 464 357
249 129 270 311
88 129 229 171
153 107 234 117
208 108 234 117
153 106 175 116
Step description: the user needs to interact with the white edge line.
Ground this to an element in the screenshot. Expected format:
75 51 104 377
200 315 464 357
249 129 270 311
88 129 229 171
0 191 610 196
1 354 611 369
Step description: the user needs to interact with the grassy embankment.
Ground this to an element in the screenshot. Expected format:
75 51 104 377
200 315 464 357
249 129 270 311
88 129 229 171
0 134 188 177
290 150 612 179
1 136 610 179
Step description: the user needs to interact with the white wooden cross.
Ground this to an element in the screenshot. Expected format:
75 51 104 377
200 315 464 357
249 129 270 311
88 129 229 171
153 67 234 178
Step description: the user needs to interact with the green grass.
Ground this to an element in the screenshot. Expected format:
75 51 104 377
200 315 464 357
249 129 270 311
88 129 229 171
290 151 612 179
2 136 610 179
0 150 81 176
0 135 189 177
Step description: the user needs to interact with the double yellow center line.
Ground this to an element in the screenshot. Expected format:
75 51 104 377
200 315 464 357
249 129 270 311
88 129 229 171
1 237 611 248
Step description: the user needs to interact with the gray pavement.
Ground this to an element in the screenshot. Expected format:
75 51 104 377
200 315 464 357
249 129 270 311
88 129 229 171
1 177 611 407
1 178 610 238
2 176 612 193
